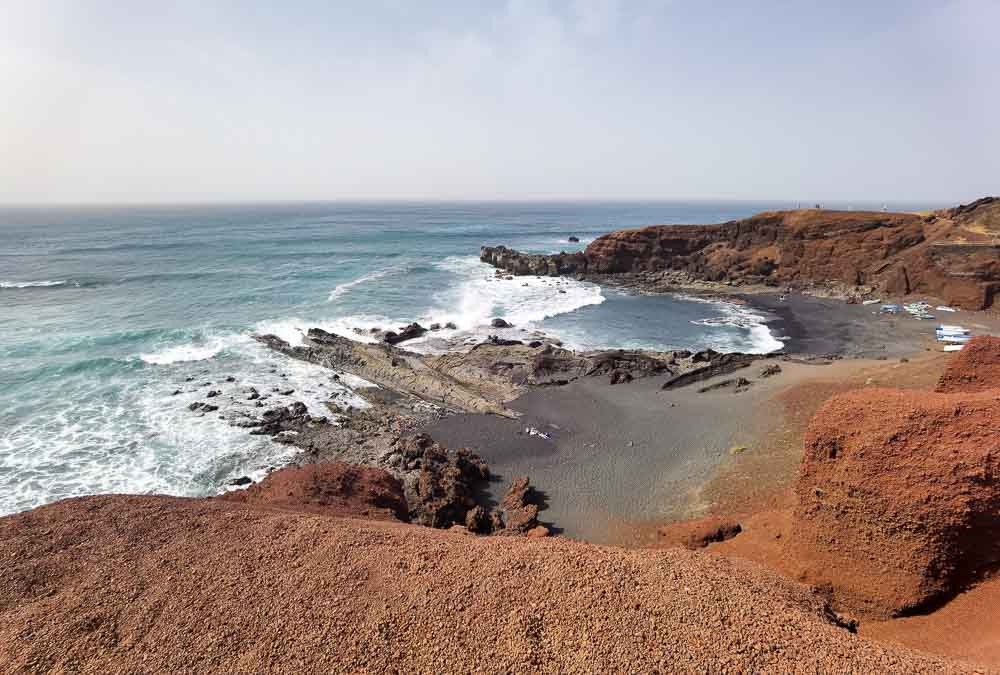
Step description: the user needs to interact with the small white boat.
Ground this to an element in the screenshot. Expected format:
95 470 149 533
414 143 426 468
943 344 965 352
938 336 972 343
937 325 969 334
936 306 957 312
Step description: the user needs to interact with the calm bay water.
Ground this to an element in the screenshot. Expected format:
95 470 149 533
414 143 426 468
0 200 937 514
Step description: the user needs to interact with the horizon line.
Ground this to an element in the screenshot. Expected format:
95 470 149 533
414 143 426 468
0 195 980 209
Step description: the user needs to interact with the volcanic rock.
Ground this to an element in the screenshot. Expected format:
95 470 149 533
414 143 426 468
936 335 1000 393
657 516 743 550
244 402 315 436
609 369 633 385
490 318 512 328
401 434 491 529
791 386 1000 617
482 199 1000 309
498 476 541 533
221 462 408 521
382 322 427 345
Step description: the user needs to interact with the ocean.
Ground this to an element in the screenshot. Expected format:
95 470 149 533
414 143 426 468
0 200 936 515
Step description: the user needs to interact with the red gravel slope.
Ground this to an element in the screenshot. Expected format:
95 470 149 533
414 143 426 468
937 336 1000 394
0 495 973 673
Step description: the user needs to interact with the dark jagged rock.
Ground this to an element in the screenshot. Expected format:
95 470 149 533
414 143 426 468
585 350 674 378
383 322 427 345
401 434 491 529
480 245 588 277
760 364 783 378
237 402 321 436
490 318 512 328
568 236 580 243
485 335 523 347
661 353 766 391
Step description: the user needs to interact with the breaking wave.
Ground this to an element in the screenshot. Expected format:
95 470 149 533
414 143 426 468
1 279 72 289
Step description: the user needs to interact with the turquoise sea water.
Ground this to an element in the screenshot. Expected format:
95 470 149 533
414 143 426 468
0 201 938 514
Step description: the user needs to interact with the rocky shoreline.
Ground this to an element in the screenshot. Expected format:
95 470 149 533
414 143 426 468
203 324 782 537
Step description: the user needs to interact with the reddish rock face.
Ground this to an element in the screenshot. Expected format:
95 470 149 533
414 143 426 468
657 516 743 550
791 386 1000 617
483 198 1000 309
220 463 408 522
936 336 1000 394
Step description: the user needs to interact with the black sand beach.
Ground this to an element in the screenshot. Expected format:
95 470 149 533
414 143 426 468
426 292 994 545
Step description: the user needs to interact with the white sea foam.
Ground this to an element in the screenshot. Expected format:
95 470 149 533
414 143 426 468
426 256 604 330
1 279 70 289
139 334 243 365
0 328 376 516
685 296 784 354
327 268 395 302
254 314 396 347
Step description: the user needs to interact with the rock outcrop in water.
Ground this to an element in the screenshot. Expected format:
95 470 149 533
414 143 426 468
481 198 1000 309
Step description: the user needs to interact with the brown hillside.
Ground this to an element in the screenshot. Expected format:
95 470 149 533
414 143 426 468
0 495 970 673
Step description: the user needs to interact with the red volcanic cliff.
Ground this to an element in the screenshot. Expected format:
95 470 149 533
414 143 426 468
481 197 1000 309
789 338 1000 618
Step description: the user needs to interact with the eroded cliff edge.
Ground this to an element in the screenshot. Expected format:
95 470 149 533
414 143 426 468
482 197 1000 309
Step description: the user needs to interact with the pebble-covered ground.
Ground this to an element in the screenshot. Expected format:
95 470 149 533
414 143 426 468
0 494 979 673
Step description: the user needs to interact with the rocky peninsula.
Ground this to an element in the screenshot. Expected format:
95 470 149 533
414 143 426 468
481 197 1000 309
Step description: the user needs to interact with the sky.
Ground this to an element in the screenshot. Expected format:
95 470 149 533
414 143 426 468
1 0 997 204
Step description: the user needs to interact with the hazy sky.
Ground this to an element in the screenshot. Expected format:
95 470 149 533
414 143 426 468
1 0 997 204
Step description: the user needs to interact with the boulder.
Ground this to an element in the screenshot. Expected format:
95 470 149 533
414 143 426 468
499 476 541 533
490 318 512 328
657 516 742 550
383 322 427 345
791 387 1000 617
